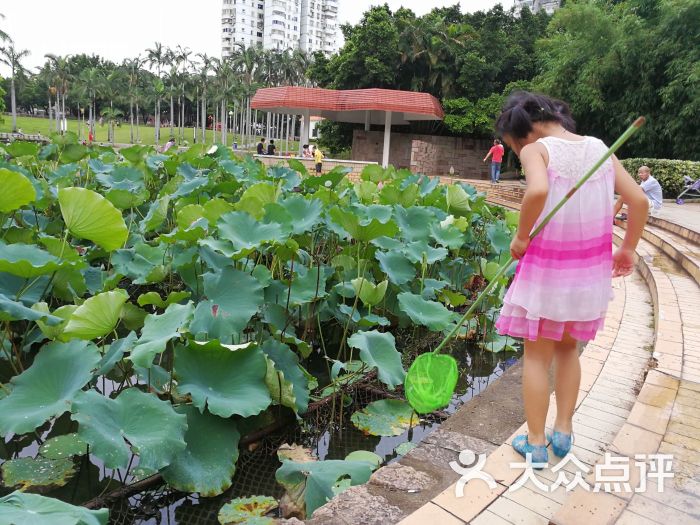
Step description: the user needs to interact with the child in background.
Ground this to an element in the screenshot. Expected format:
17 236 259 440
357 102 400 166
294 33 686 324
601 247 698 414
494 92 648 464
313 145 324 175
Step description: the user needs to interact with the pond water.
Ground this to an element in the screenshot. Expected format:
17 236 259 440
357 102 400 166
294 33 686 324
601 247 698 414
0 342 521 525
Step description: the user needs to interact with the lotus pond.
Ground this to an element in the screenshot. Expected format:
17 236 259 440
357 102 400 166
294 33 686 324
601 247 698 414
0 134 518 524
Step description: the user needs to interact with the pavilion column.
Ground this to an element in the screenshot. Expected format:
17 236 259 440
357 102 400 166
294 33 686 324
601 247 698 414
300 110 310 156
382 111 392 168
364 110 370 132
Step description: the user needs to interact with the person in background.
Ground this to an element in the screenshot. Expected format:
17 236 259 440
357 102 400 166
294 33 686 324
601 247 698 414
257 137 266 155
484 138 505 184
161 137 176 153
313 145 324 175
302 144 312 158
614 165 663 218
267 139 277 156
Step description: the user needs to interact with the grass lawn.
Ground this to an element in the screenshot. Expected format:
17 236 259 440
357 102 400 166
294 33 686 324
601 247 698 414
0 114 301 152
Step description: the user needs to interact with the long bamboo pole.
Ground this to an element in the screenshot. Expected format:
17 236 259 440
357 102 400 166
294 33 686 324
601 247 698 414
430 117 646 356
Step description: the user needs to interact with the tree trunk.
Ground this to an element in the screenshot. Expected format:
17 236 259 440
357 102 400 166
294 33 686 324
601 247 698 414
130 99 134 144
136 102 140 142
10 77 17 133
201 94 206 144
156 99 161 144
169 94 174 138
62 92 66 134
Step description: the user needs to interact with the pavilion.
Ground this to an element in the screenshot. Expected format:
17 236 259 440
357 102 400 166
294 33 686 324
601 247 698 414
251 86 444 167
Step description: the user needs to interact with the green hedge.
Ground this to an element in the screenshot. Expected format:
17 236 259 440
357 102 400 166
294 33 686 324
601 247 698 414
620 158 700 198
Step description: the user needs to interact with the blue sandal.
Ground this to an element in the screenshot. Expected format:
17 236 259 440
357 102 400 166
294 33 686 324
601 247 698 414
512 434 548 468
550 431 574 457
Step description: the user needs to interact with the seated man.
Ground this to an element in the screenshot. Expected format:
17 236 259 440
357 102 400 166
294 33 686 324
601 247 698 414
615 165 662 218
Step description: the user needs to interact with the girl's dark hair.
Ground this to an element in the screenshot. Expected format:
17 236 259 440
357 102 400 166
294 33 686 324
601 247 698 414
495 91 576 139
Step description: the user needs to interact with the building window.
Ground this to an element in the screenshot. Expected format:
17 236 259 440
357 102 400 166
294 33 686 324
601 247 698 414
257 31 263 37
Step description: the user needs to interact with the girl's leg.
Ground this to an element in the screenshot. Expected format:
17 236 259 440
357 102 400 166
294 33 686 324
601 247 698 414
523 337 556 445
553 333 580 434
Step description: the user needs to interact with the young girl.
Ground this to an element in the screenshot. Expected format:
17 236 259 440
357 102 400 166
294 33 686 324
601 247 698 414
494 92 648 464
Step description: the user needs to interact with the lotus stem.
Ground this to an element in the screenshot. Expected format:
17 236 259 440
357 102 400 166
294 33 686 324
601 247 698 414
432 117 646 356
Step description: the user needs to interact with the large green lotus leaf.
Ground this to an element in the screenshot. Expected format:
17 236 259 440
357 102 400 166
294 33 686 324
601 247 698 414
58 187 128 251
0 491 108 525
354 180 378 204
129 302 195 369
174 340 271 418
105 188 150 210
61 289 129 341
264 356 297 412
480 258 501 282
177 204 206 230
351 278 388 307
0 293 63 324
60 143 89 163
360 164 387 183
395 205 435 242
397 292 454 331
329 207 399 242
276 459 373 518
161 405 240 497
0 168 36 212
236 182 278 219
375 250 416 285
261 339 309 414
446 184 472 216
347 330 405 389
0 340 100 436
112 243 169 285
39 433 88 459
96 166 145 191
1 456 75 490
287 157 309 177
379 182 419 207
0 242 73 278
33 304 77 339
4 141 39 158
271 194 323 235
203 267 264 333
486 221 512 255
140 195 170 233
203 198 235 224
301 165 349 191
430 222 466 250
218 496 277 525
350 399 417 436
405 353 459 414
286 265 330 307
403 241 448 264
215 211 287 255
121 144 149 164
71 388 187 471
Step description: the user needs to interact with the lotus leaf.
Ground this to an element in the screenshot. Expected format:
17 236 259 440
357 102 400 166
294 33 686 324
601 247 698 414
375 250 416 285
397 292 454 331
60 143 89 163
344 450 382 468
270 194 323 235
161 405 241 496
276 458 373 517
95 332 138 377
71 388 187 471
0 168 36 212
350 399 417 436
129 302 195 368
58 187 128 251
329 208 398 242
217 495 277 525
237 182 278 219
394 442 417 456
287 157 309 176
350 278 388 307
486 221 512 254
5 141 39 158
0 340 100 436
0 293 63 324
140 195 170 233
39 433 88 459
0 241 74 279
112 243 169 285
395 205 435 241
347 331 405 389
446 184 472 215
261 339 309 414
285 265 330 307
430 222 466 250
33 303 77 339
404 353 459 414
202 198 234 223
379 182 419 207
0 491 108 525
61 289 128 340
137 290 191 309
175 340 271 418
1 456 75 490
403 241 448 264
214 211 287 256
264 356 297 412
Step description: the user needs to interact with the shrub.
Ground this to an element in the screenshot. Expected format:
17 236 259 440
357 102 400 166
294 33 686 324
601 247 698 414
620 158 700 198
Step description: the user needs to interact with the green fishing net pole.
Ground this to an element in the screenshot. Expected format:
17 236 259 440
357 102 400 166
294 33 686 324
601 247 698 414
405 117 646 414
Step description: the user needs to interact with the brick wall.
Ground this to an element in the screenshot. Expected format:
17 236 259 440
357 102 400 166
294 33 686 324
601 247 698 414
351 130 495 179
254 154 376 177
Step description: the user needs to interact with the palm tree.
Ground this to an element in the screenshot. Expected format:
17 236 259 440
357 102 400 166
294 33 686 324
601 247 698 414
78 67 101 137
123 56 143 144
0 13 11 43
196 53 214 144
0 45 30 132
44 54 72 133
146 42 166 144
98 69 126 144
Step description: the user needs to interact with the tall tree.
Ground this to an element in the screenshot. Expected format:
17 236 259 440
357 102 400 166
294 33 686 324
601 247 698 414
146 42 166 144
0 45 30 132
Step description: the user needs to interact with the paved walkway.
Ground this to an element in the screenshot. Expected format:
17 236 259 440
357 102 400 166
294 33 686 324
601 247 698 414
395 182 700 525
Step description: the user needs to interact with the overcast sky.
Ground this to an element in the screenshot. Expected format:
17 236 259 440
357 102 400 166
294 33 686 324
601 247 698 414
0 1 506 74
